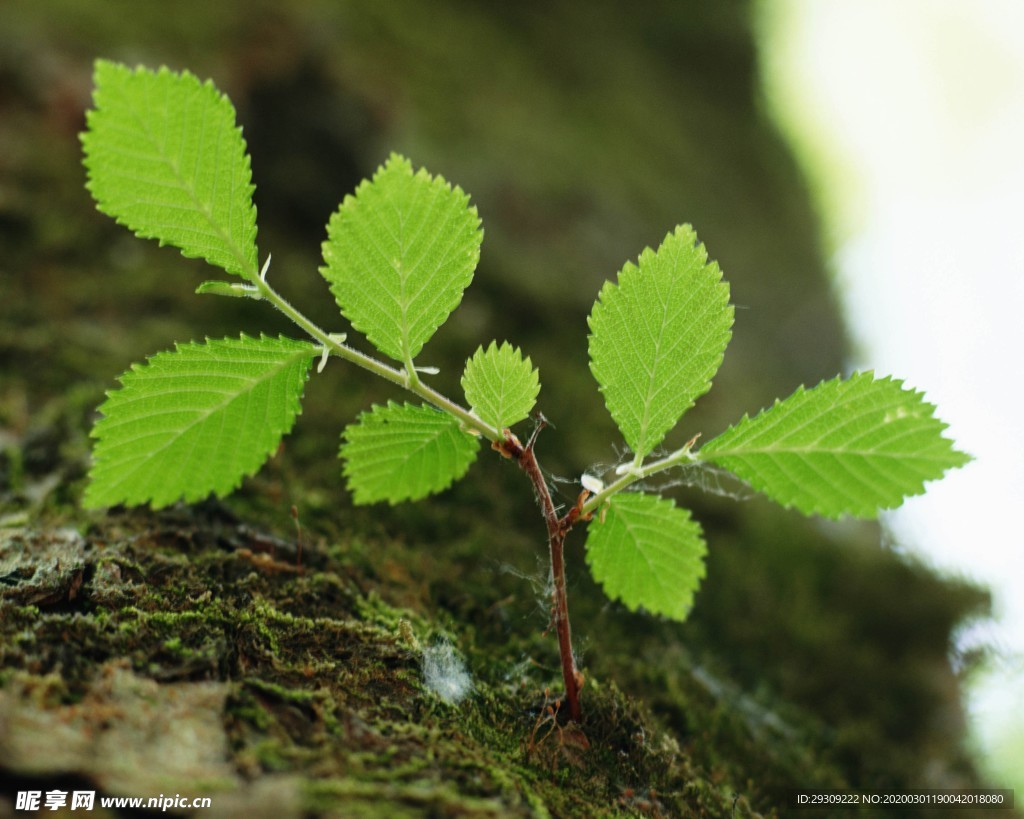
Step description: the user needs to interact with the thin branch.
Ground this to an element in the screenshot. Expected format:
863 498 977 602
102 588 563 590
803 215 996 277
579 434 700 517
254 273 504 442
508 422 582 723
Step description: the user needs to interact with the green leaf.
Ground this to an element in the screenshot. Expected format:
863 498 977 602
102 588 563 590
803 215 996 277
588 224 733 459
85 335 316 509
82 60 258 279
461 341 540 430
340 401 480 505
699 372 971 519
585 493 707 621
320 153 482 365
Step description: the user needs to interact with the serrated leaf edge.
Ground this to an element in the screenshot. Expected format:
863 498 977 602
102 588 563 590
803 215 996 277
82 60 259 279
699 371 971 518
85 333 315 509
584 492 707 622
587 224 733 458
339 400 480 505
461 339 540 429
320 153 482 365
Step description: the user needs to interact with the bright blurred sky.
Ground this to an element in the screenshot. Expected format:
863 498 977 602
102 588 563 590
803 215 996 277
758 0 1024 791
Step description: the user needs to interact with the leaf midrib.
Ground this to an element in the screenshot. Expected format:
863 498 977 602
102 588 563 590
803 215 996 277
114 74 254 278
99 346 309 496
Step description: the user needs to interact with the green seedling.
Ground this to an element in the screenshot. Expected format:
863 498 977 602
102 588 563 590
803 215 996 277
80 61 969 722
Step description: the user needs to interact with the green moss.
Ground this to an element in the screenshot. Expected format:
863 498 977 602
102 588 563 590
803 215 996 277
1 513 791 816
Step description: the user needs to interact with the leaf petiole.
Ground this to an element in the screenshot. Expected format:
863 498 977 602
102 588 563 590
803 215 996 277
580 437 700 517
250 271 504 444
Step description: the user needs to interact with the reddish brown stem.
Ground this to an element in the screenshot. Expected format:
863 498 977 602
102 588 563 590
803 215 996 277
508 421 582 723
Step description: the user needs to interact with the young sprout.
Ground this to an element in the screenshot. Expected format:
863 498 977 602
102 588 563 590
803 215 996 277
80 61 971 724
